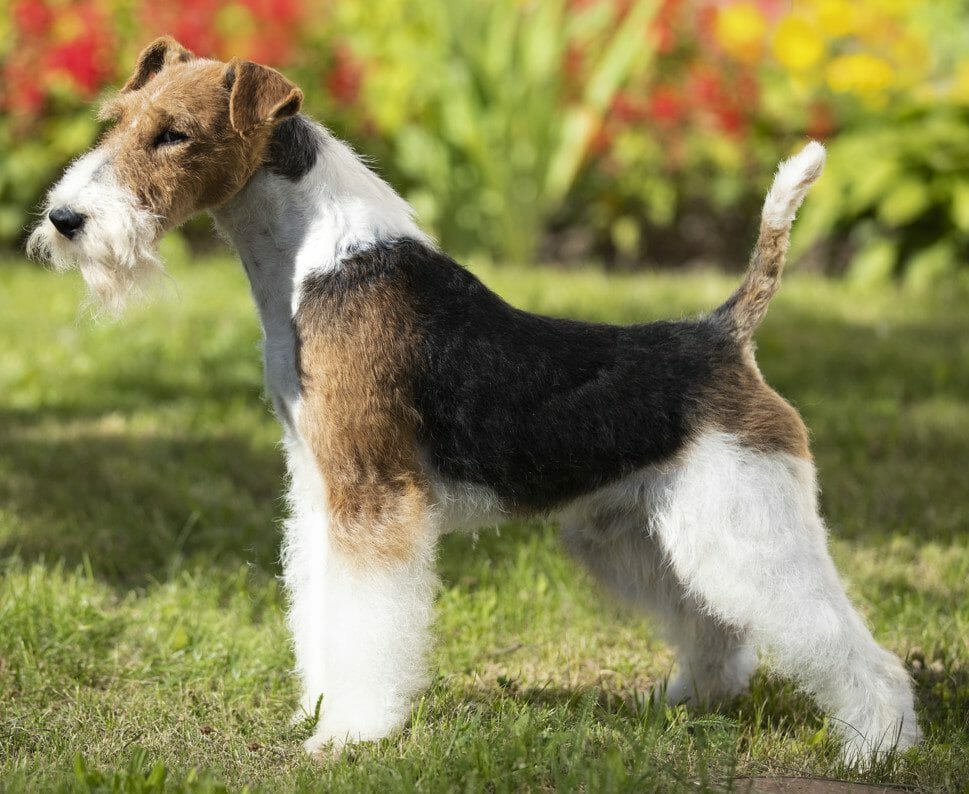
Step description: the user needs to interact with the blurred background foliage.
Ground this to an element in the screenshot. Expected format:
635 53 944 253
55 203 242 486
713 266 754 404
2 0 969 281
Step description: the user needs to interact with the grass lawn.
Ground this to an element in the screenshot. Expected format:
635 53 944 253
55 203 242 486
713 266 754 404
1 250 967 792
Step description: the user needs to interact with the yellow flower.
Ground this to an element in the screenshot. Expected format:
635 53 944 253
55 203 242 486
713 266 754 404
773 17 825 73
817 0 857 38
826 53 896 98
715 2 768 63
862 0 917 19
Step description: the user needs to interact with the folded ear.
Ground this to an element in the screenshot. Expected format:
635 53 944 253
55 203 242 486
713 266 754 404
122 36 196 92
225 59 304 136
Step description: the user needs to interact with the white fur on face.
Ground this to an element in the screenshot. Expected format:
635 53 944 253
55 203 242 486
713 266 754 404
27 147 163 314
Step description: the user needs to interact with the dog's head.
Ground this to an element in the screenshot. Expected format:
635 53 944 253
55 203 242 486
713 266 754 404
28 37 303 312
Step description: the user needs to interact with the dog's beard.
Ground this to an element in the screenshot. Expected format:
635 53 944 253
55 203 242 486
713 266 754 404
27 153 164 315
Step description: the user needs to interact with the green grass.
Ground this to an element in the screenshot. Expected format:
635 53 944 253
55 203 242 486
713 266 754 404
1 251 967 792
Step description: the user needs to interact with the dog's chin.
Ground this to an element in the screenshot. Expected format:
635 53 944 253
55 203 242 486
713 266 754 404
27 211 164 316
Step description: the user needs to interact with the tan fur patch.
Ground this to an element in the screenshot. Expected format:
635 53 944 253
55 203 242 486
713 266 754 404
99 55 300 229
722 225 789 342
703 348 811 460
296 273 433 568
227 59 303 135
121 36 195 93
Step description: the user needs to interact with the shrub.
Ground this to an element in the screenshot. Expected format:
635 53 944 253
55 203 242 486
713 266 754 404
313 0 660 263
567 0 969 272
794 105 969 287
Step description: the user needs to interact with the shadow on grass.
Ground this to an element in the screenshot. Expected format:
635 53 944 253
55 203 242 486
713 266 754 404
0 409 285 586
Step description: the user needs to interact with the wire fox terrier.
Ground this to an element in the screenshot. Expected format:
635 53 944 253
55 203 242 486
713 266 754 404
29 38 919 764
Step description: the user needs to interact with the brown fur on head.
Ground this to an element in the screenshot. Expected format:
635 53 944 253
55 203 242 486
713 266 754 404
98 37 304 228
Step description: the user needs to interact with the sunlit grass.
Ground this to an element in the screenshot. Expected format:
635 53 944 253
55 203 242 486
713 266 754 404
1 251 966 792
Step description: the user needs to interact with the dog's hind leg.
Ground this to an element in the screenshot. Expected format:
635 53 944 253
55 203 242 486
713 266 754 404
560 502 757 706
652 432 920 765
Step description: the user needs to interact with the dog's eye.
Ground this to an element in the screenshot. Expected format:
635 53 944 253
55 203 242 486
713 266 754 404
153 128 189 148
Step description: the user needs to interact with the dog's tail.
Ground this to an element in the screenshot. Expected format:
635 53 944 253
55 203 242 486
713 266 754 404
712 141 826 343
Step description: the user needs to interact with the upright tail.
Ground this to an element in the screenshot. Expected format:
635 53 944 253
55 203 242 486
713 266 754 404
714 141 826 342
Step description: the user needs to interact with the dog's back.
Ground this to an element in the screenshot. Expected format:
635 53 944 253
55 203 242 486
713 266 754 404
296 144 826 514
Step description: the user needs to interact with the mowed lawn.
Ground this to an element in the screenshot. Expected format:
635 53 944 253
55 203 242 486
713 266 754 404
1 250 967 792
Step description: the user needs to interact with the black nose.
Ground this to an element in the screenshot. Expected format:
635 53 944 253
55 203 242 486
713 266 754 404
49 207 86 239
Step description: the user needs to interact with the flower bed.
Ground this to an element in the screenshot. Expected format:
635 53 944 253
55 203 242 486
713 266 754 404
4 0 968 280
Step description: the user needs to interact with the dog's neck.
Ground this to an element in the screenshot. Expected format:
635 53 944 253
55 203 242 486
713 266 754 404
211 116 427 427
214 116 425 310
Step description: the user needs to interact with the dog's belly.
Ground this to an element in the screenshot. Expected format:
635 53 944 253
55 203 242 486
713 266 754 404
429 458 674 537
427 472 509 534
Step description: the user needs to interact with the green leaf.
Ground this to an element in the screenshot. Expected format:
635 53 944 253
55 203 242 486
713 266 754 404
544 0 660 204
950 181 969 232
145 760 167 788
878 178 932 227
904 241 958 289
808 719 828 747
169 626 191 651
845 157 899 215
848 238 898 284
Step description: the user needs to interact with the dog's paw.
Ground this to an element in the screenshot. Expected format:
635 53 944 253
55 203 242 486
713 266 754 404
837 714 922 769
301 711 405 761
303 728 350 761
661 672 696 706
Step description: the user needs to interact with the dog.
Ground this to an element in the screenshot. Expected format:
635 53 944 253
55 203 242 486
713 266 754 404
29 37 920 764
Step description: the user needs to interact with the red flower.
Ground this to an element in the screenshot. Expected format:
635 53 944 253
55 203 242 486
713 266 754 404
47 35 105 94
714 105 744 135
2 61 45 114
688 65 725 106
326 44 364 106
13 0 53 36
140 0 224 58
612 90 649 123
695 2 719 47
239 0 305 64
647 85 684 125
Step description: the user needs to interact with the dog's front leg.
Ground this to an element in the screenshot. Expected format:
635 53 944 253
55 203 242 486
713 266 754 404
282 435 437 755
302 541 435 757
